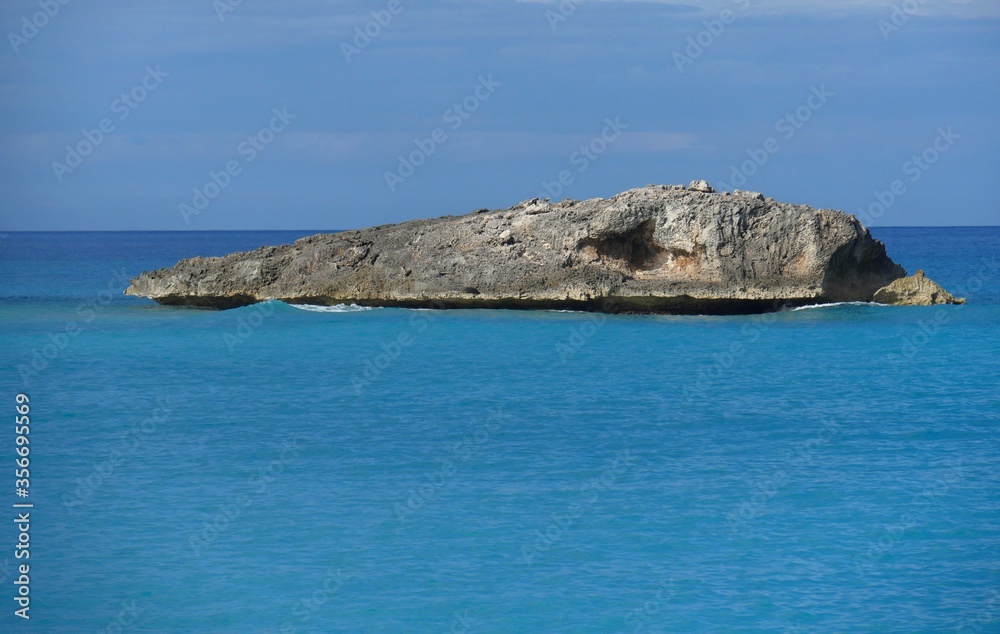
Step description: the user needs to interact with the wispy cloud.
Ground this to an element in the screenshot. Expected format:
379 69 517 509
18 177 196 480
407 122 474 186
0 128 700 168
446 130 699 157
515 0 1000 18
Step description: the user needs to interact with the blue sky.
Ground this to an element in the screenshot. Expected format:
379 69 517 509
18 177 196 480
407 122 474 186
0 0 997 230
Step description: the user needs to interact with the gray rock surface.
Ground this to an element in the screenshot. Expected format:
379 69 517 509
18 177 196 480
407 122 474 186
125 184 952 313
732 189 765 201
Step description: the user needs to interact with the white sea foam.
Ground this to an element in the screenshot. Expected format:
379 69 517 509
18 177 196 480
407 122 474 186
289 303 378 313
790 301 884 312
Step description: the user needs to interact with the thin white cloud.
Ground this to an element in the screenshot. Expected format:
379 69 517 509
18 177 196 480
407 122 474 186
515 0 1000 18
618 131 702 152
438 130 700 159
0 128 701 169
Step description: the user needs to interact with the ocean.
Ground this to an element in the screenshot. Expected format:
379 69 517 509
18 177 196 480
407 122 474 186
1 227 998 632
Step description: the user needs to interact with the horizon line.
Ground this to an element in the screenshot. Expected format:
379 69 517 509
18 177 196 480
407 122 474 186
2 226 1000 233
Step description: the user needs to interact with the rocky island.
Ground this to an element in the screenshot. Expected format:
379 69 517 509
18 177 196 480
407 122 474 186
125 182 963 313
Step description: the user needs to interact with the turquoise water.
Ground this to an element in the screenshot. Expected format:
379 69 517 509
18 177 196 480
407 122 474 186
1 228 998 632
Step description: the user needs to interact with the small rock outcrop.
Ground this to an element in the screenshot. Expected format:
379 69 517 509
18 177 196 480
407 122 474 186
732 189 765 201
125 184 959 314
873 270 965 306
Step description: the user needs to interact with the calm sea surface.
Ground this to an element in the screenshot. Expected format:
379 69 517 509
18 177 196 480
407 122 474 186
0 228 998 632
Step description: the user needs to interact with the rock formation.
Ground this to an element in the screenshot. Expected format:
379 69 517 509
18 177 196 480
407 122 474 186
125 183 960 313
872 270 964 306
